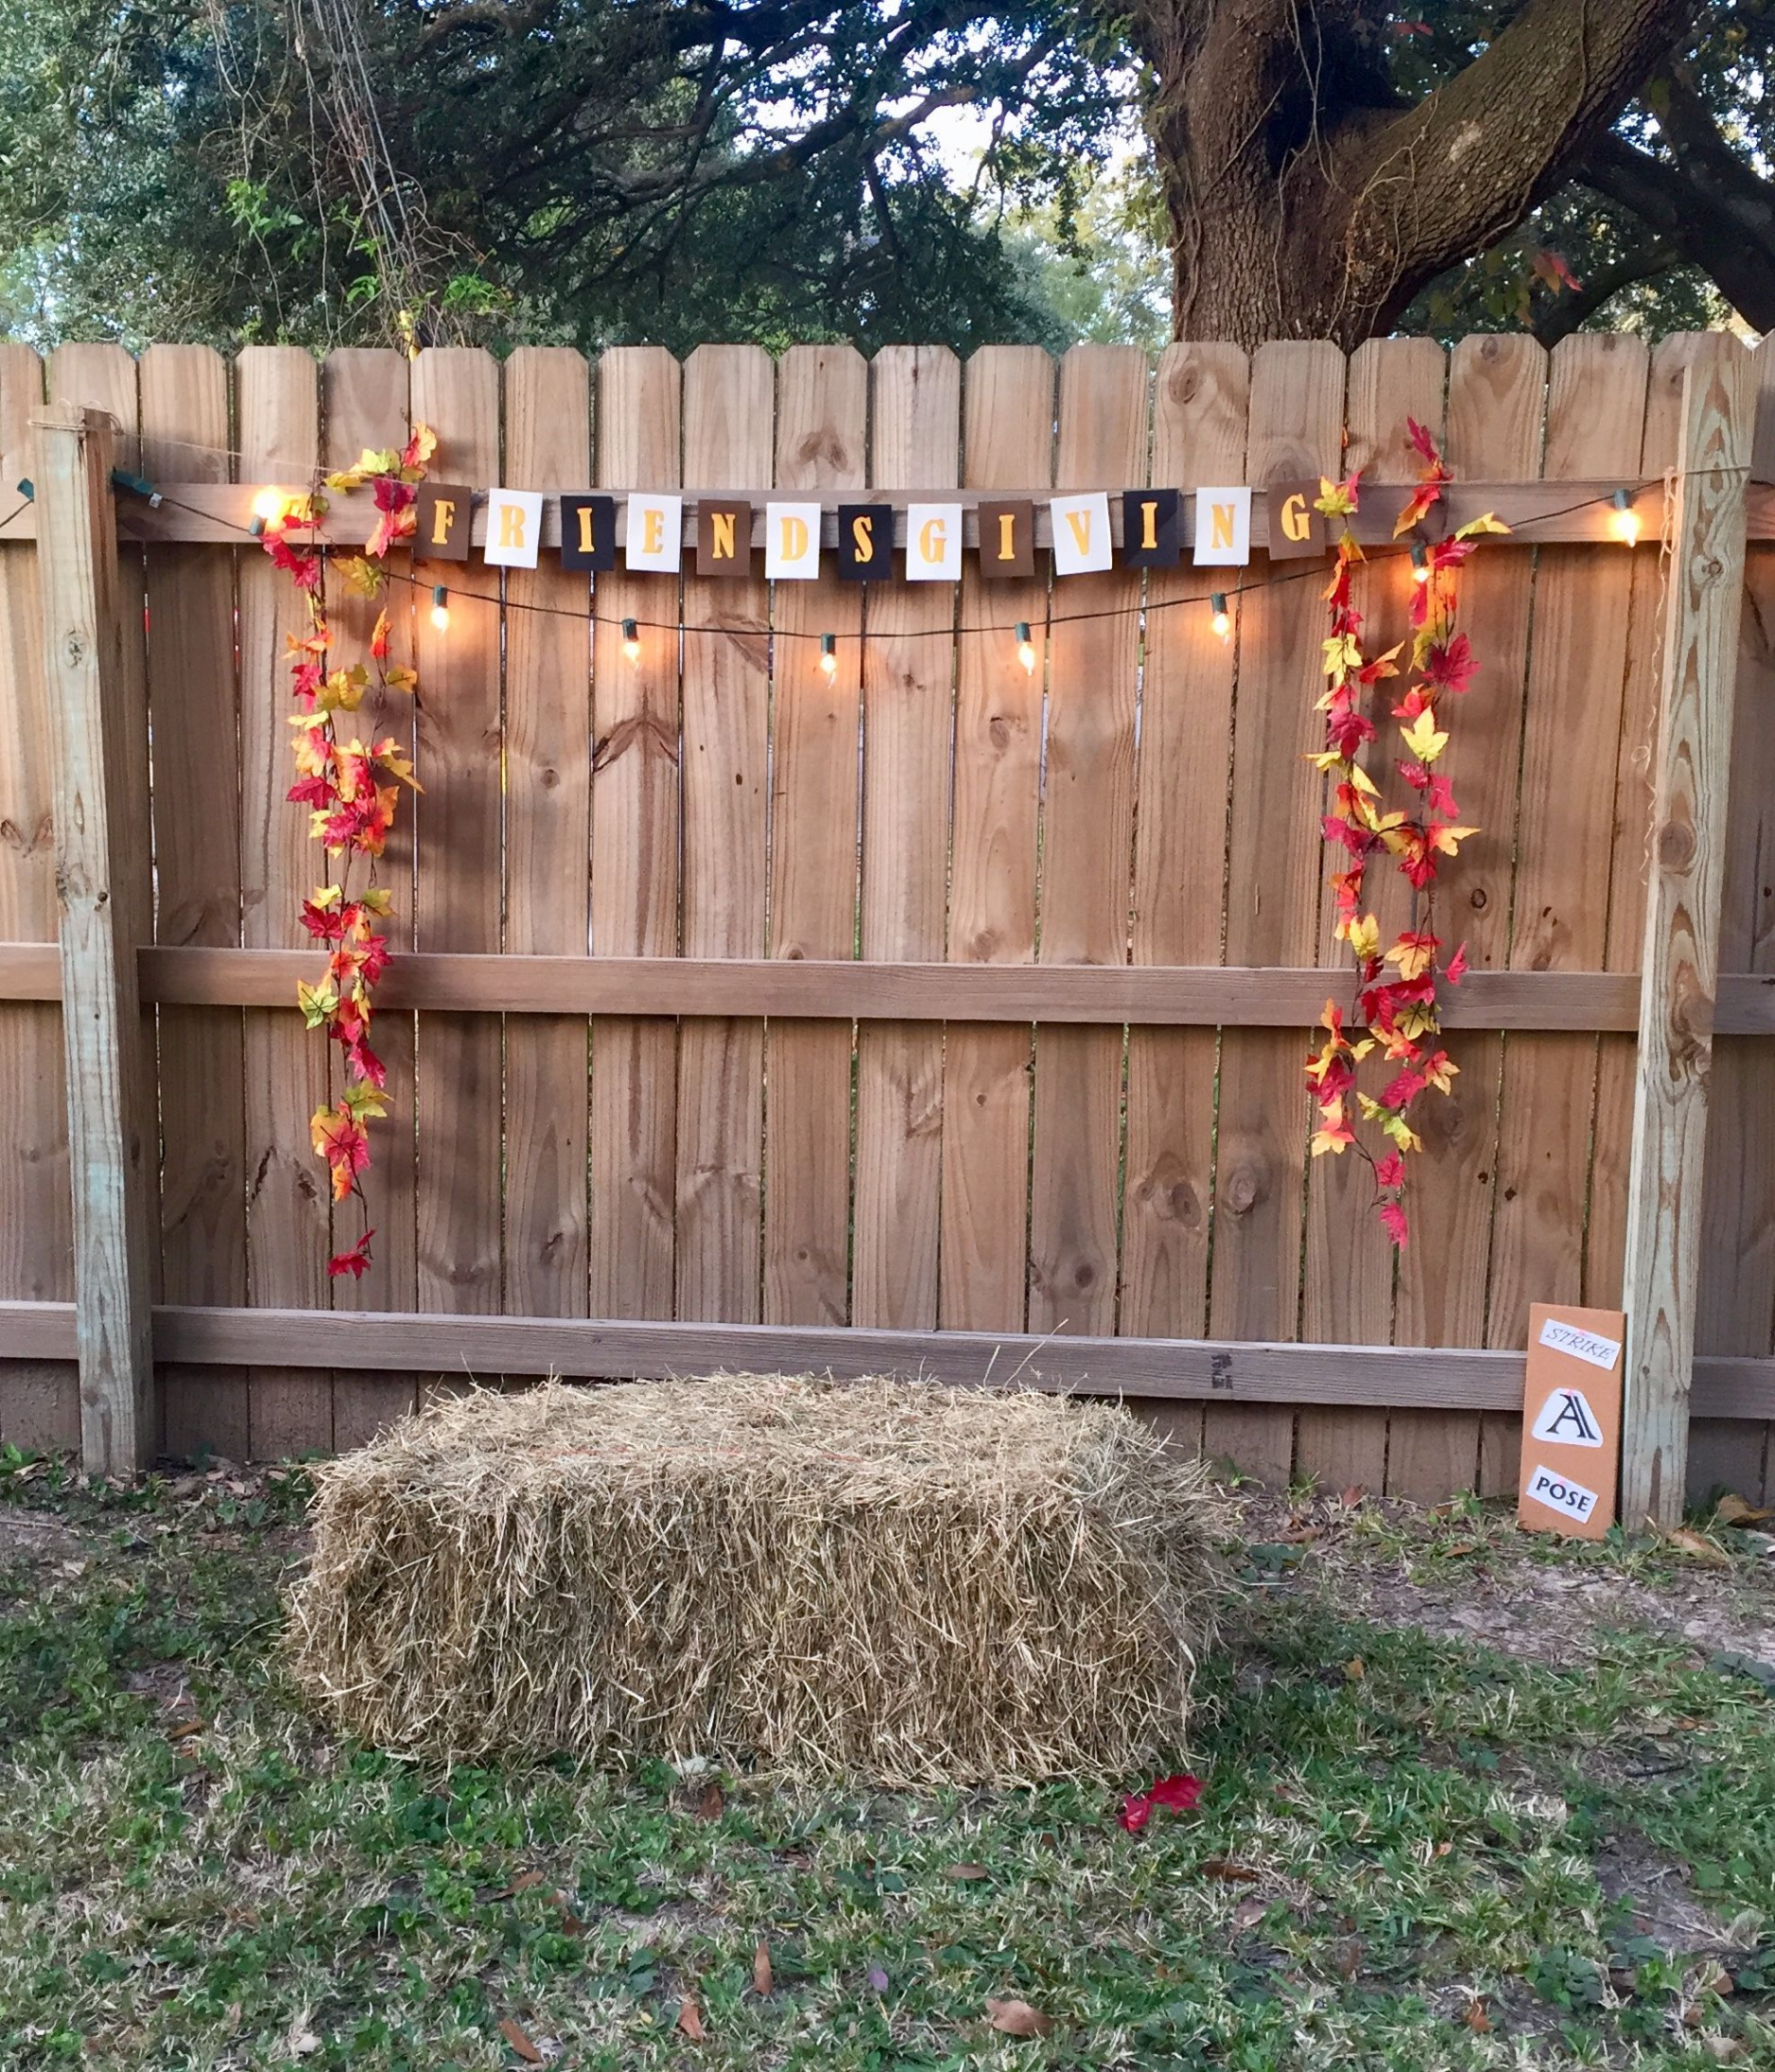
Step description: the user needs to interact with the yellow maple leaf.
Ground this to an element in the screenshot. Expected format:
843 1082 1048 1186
1349 914 1381 962
1400 710 1449 764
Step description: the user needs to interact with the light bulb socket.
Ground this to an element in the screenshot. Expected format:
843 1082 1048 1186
820 633 836 657
249 515 266 538
1611 488 1631 512
432 585 447 610
1410 542 1428 568
1210 592 1228 617
621 618 638 643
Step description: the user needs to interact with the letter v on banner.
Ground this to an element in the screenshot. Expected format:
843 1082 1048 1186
1518 1302 1625 1539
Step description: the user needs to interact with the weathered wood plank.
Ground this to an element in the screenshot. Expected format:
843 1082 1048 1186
503 348 591 1316
766 346 867 1325
677 346 773 1320
942 348 1052 1330
0 1293 1766 1420
1122 345 1246 1405
1297 336 1444 1494
1208 340 1345 1485
33 404 155 1471
1489 338 1649 1390
322 347 420 1447
1621 338 1756 1527
140 344 250 1459
590 347 681 1321
853 347 959 1329
1029 344 1145 1337
0 341 77 1451
1394 338 1547 1501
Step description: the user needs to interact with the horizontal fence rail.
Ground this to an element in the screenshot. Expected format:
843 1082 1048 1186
3 943 1774 1033
0 1300 1769 1418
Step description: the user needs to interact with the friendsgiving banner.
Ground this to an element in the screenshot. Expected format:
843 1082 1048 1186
407 482 1344 578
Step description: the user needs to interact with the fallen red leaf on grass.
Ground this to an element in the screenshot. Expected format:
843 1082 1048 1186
694 1781 725 1820
945 1862 990 1880
498 2017 542 2063
1198 1857 1260 1883
753 1939 773 1995
1118 1772 1202 1833
986 1996 1052 2038
676 1994 705 2040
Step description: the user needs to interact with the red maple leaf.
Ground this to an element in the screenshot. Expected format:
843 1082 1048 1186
1118 1772 1203 1834
327 1229 376 1280
1380 1199 1410 1247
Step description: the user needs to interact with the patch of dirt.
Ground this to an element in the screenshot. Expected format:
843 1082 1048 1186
1240 1495 1775 1671
1592 1837 1751 1960
0 1509 85 1561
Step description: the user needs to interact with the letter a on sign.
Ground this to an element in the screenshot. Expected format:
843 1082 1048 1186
1517 1302 1624 1539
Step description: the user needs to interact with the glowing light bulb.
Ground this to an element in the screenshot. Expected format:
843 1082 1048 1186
1610 488 1641 548
1409 542 1431 586
621 617 641 665
251 485 288 528
1015 620 1036 675
1209 593 1231 640
429 584 450 634
819 633 837 678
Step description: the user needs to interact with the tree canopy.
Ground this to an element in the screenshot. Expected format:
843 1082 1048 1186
0 0 1768 353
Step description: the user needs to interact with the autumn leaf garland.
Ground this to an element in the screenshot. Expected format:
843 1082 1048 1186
263 426 435 1280
1307 419 1507 1247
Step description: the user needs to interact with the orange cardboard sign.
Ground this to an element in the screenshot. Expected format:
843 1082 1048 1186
1517 1302 1625 1539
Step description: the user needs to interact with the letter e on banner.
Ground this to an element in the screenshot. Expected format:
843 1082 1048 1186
625 493 684 573
1518 1302 1625 1539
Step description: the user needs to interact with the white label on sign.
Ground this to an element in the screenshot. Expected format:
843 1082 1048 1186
1525 1462 1600 1524
1530 1387 1606 1448
1537 1316 1622 1370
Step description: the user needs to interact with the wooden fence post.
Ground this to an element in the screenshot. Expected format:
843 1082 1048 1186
1620 340 1756 1528
32 404 155 1472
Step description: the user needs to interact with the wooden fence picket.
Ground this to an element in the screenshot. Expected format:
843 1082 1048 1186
942 348 1052 1332
590 347 681 1320
677 346 773 1321
0 342 77 1452
503 348 592 1318
766 346 867 1325
853 347 958 1329
1396 333 1545 1502
1029 345 1144 1338
140 344 250 1459
322 347 419 1446
1207 340 1345 1484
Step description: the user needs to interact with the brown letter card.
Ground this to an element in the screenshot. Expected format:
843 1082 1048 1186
1516 1302 1625 1540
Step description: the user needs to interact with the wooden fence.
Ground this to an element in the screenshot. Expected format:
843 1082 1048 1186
0 333 1770 1522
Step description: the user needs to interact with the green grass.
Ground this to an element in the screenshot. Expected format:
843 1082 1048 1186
0 1447 1771 2068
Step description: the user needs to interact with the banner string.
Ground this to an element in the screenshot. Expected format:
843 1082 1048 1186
136 479 1690 643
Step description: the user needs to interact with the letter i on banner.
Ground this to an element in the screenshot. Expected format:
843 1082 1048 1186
1517 1302 1626 1539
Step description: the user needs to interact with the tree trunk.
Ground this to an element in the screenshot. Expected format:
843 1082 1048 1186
1126 0 1702 350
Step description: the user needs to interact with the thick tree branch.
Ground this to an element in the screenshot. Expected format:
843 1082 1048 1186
1579 125 1775 328
1532 234 1679 344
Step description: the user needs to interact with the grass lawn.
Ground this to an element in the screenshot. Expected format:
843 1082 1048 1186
1 1444 1772 2069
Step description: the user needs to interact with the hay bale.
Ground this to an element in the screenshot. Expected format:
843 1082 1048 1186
286 1374 1228 1784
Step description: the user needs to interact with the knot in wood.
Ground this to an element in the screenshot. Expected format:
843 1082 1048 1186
61 629 88 669
1657 816 1696 871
